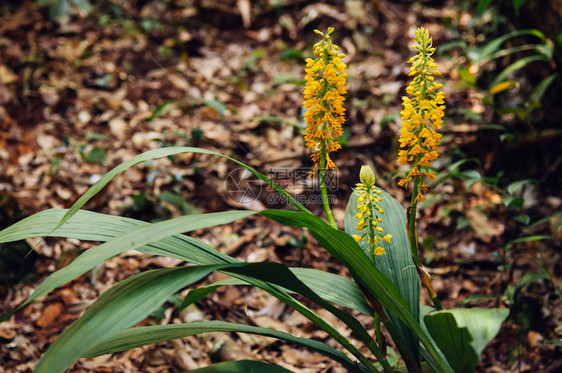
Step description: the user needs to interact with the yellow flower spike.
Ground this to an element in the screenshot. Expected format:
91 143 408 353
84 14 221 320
397 27 445 203
303 27 347 178
353 165 391 259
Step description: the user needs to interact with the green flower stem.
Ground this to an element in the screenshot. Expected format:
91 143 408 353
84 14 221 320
408 175 423 268
409 174 442 311
319 148 337 230
367 204 376 261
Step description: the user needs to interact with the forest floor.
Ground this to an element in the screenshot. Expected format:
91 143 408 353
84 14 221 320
0 0 561 372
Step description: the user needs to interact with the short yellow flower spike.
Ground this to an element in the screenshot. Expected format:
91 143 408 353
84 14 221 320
303 27 347 177
354 165 391 257
398 27 445 202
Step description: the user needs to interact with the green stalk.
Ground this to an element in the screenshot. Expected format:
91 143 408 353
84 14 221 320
408 174 442 311
319 146 337 229
408 175 423 268
368 205 376 261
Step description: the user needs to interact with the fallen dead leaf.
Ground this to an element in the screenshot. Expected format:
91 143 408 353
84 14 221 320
0 64 18 84
466 208 504 238
0 318 16 340
35 302 65 328
237 0 252 28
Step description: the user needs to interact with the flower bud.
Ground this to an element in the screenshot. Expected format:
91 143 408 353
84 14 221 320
359 165 375 187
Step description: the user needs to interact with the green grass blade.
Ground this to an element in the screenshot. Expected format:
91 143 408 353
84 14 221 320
83 321 363 372
344 189 420 362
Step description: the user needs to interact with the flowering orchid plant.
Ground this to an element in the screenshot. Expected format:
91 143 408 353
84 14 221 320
0 27 508 373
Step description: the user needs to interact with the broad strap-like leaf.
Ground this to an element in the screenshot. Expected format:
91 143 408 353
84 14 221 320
0 209 240 265
83 322 362 372
344 189 420 364
1 211 377 372
37 261 373 373
1 210 255 320
424 312 477 373
424 307 509 363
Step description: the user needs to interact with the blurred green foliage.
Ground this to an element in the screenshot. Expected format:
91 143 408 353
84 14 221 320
36 0 92 20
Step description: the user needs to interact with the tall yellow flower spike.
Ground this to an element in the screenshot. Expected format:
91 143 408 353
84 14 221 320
353 165 391 257
303 27 347 177
398 27 445 202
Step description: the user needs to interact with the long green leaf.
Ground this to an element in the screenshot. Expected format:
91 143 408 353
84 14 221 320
83 322 357 372
489 55 549 92
43 260 370 373
260 210 451 373
290 268 374 316
528 74 557 106
469 29 546 63
188 360 294 373
177 277 247 312
0 209 238 265
424 312 477 373
221 262 389 372
178 268 374 317
0 211 377 372
50 147 310 235
35 264 237 373
424 307 509 371
344 189 420 362
2 210 255 319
